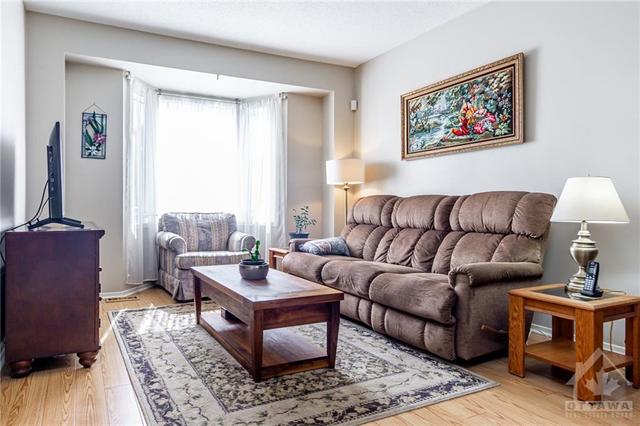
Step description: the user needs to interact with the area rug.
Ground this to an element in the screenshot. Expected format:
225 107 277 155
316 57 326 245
110 303 497 425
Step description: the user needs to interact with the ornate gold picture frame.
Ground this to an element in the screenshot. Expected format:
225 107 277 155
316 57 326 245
401 53 524 159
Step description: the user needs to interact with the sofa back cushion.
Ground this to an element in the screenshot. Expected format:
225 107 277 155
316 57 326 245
342 191 556 274
158 212 237 251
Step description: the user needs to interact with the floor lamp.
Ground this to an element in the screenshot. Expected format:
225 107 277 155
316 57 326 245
326 158 365 224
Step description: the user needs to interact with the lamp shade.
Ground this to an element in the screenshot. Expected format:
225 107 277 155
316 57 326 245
551 177 630 223
326 158 364 185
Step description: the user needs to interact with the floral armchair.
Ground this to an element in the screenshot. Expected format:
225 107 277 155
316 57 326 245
156 212 255 301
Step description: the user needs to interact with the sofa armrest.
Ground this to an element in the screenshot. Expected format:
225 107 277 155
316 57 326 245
288 238 313 252
228 231 256 252
156 231 187 254
453 277 537 360
449 262 543 287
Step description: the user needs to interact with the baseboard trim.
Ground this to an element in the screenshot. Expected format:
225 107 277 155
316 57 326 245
100 282 156 298
530 323 625 355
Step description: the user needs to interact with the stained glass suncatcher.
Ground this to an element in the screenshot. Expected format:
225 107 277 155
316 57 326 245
81 111 107 159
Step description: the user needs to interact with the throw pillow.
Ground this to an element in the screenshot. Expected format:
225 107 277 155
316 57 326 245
300 237 351 257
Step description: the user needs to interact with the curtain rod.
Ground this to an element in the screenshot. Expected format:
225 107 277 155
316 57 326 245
157 89 240 104
157 89 288 104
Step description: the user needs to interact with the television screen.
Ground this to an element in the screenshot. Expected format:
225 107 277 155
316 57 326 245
48 122 63 219
28 122 83 229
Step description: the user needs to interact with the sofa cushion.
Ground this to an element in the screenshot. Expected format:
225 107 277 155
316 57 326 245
411 230 448 271
512 192 557 238
321 260 417 298
323 255 361 262
282 252 331 283
343 224 377 258
369 273 456 324
174 251 247 269
349 195 398 227
386 228 425 266
449 233 503 270
449 191 556 238
391 195 457 231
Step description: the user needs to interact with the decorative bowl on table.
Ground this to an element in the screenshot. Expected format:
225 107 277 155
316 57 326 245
238 259 269 280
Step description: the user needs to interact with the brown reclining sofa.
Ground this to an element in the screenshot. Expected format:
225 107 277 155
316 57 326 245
283 191 556 361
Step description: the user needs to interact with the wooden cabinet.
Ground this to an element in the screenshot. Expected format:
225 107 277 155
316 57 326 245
4 225 104 378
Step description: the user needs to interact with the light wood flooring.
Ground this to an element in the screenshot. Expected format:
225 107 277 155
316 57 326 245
1 286 638 425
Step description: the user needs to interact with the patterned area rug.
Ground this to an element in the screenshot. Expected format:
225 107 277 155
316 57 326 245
110 303 497 425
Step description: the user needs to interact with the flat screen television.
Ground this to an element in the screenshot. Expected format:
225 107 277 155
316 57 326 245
28 122 83 229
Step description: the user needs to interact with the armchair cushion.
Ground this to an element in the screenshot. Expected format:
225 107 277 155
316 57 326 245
448 261 543 287
158 212 238 251
175 251 248 270
227 231 256 252
156 231 187 254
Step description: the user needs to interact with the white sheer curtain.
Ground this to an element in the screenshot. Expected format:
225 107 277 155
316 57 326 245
123 77 159 284
237 95 288 252
156 95 239 213
124 84 287 281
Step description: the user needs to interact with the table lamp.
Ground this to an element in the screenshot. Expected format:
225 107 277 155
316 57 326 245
326 158 365 223
551 176 629 292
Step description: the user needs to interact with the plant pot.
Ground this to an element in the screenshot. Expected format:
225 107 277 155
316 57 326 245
238 259 269 280
289 232 309 239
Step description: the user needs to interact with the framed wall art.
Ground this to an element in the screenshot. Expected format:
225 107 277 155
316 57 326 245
81 108 107 159
401 53 523 159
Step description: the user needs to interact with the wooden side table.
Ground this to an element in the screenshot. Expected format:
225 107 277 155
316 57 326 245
268 247 289 271
508 284 640 401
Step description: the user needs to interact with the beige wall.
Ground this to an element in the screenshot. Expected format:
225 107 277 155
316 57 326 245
1 0 26 339
65 63 125 293
354 1 639 347
287 94 324 238
1 0 26 232
62 65 325 293
26 12 355 292
26 12 354 250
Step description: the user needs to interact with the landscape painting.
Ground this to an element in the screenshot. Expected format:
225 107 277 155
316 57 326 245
401 53 523 159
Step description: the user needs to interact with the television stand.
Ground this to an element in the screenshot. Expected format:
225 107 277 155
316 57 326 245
28 217 84 230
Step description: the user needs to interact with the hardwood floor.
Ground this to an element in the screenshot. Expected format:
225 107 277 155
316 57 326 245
2 286 638 425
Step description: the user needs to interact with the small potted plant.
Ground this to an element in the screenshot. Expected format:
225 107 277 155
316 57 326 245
239 240 269 280
290 206 317 239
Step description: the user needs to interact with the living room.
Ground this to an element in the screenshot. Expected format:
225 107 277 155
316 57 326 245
1 0 638 425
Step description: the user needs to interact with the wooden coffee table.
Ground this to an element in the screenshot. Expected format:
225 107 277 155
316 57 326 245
191 264 344 382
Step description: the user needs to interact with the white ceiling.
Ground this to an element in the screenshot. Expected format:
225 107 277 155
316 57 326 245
25 0 483 67
67 54 328 98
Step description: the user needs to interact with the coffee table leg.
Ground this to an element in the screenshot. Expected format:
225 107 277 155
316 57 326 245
250 310 264 381
194 275 202 325
327 301 340 368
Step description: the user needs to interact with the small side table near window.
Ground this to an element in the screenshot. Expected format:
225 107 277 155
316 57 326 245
268 248 289 271
508 283 640 401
